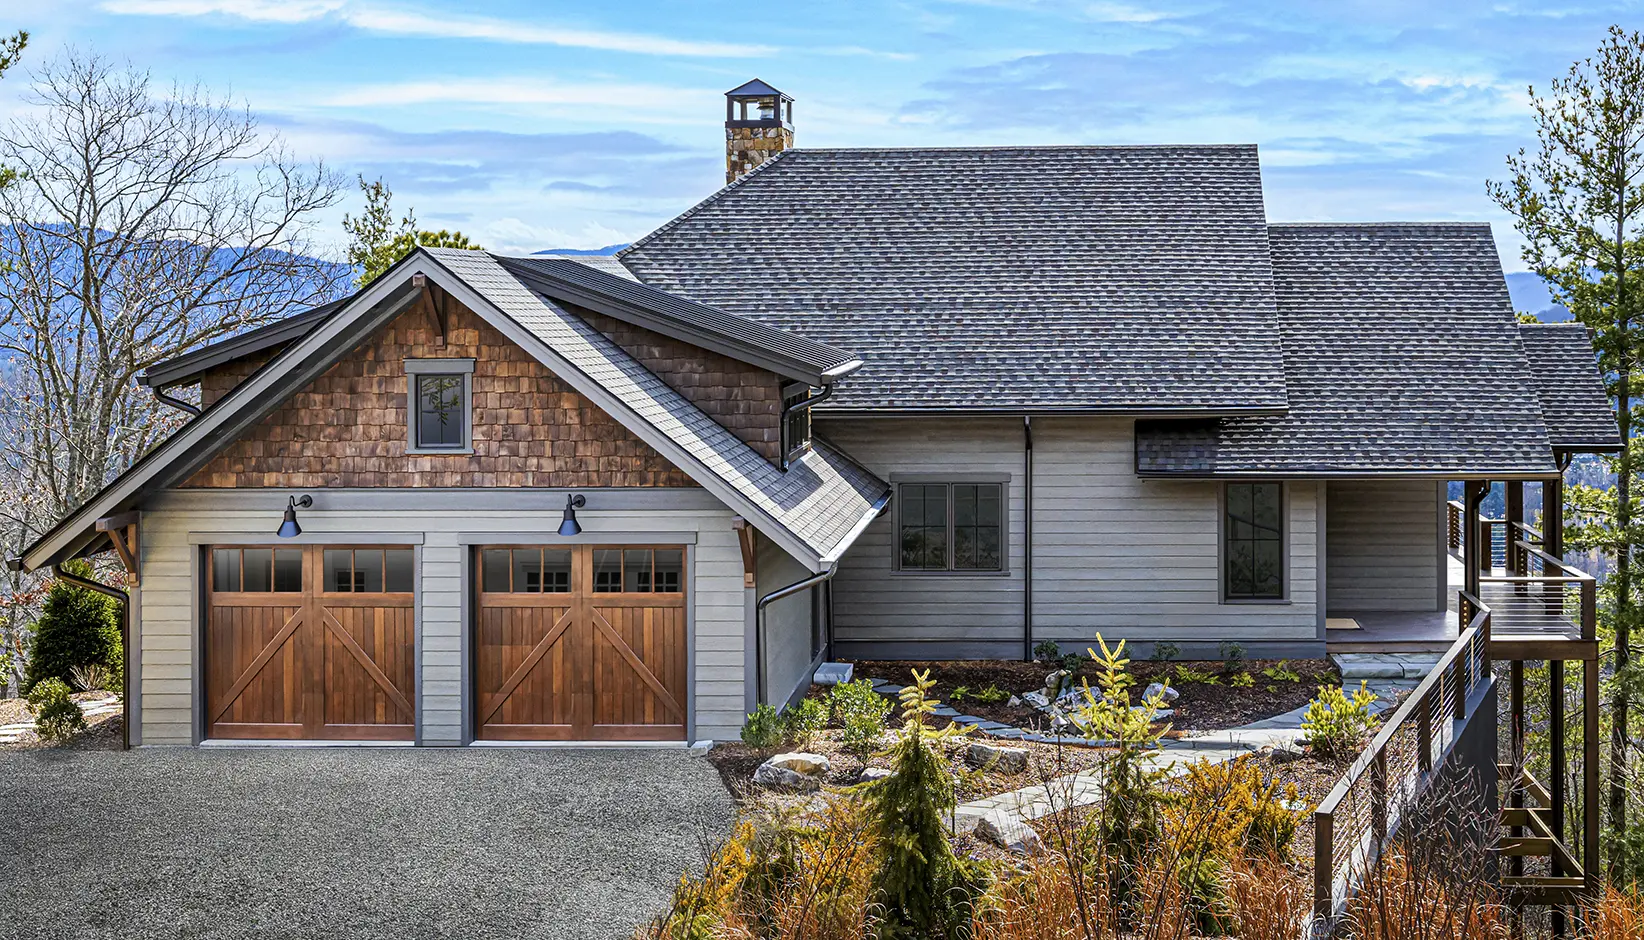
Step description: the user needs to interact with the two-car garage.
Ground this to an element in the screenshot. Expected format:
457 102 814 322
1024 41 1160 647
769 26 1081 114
203 542 689 743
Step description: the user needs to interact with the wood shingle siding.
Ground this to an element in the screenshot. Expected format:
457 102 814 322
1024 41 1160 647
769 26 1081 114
199 352 275 409
577 307 784 461
1325 479 1444 613
182 294 694 489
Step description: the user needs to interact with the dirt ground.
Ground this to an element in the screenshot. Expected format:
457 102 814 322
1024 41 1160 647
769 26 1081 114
852 657 1340 731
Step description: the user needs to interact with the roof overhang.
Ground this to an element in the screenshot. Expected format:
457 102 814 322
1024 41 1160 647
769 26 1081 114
137 297 351 389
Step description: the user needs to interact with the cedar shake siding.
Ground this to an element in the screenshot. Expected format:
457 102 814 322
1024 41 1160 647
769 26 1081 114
183 296 694 489
199 352 276 409
576 307 784 460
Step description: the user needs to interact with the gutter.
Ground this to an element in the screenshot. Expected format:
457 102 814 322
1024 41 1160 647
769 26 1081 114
50 563 131 752
755 563 837 706
153 385 202 417
1024 415 1034 662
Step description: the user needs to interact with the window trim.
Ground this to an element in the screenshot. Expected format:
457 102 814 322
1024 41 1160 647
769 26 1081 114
405 358 475 455
780 381 813 465
1219 481 1290 604
889 474 1011 577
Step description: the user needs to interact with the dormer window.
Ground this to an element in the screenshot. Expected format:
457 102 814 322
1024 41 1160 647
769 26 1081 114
782 383 813 464
405 359 475 454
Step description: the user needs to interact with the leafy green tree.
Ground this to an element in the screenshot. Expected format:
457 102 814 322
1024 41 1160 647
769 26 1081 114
22 561 120 695
341 176 480 286
1489 24 1644 879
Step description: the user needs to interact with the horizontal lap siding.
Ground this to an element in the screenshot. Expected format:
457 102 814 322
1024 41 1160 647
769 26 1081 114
818 417 1027 651
1032 418 1319 643
134 491 745 745
1326 480 1442 612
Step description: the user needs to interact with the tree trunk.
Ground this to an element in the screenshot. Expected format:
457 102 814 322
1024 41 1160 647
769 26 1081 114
1610 209 1633 878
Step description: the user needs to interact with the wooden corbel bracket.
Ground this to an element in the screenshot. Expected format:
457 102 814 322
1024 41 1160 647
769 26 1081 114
731 517 757 589
95 510 141 585
412 272 447 346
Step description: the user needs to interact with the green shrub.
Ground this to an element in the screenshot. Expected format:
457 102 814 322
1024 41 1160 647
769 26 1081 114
973 683 1008 704
1150 641 1182 662
23 562 121 695
26 677 84 742
1301 682 1379 764
741 703 783 749
828 679 890 752
1262 661 1301 683
1219 641 1245 668
868 670 981 939
781 697 827 748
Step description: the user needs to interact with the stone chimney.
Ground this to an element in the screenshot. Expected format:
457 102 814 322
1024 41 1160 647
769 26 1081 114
725 79 793 184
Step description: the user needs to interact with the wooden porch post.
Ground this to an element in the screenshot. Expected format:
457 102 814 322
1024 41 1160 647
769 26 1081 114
1544 472 1565 578
1506 480 1524 575
1464 480 1485 598
1584 657 1601 899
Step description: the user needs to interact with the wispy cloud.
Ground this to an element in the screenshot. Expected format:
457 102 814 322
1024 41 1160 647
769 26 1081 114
100 0 775 57
317 78 718 123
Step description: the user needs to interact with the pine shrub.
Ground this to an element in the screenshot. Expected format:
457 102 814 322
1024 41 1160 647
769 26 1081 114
23 562 122 695
1301 682 1379 764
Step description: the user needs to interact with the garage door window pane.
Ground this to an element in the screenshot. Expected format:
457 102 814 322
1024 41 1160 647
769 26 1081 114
273 550 303 592
324 549 356 592
593 549 623 592
212 548 240 592
513 549 542 593
482 549 511 592
242 548 272 592
353 550 384 593
541 550 572 593
383 549 414 593
653 550 682 593
624 549 651 592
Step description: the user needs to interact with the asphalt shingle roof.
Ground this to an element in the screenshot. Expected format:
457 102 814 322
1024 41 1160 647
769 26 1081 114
619 145 1290 412
428 249 889 562
1517 322 1621 449
1137 224 1559 476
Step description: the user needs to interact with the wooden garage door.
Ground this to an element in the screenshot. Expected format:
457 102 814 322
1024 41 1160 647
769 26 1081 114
206 545 416 741
476 545 686 741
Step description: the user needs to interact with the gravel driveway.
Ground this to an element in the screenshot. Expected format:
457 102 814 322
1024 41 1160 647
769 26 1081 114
0 747 735 940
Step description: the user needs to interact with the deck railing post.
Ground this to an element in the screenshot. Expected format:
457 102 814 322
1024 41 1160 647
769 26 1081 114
1372 749 1389 852
1314 810 1333 926
1418 692 1433 774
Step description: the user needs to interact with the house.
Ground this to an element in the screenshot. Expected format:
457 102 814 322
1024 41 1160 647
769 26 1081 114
12 80 1619 748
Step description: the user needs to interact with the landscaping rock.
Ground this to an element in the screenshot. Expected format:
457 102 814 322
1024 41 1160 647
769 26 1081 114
966 742 1028 774
813 662 854 686
1006 694 1021 707
765 752 831 775
753 762 821 790
857 767 894 783
1021 691 1051 710
1143 682 1180 703
1043 669 1072 699
976 810 1041 855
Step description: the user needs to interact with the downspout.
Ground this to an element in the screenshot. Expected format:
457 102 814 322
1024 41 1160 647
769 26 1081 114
779 384 835 472
52 562 131 751
153 384 202 417
1023 415 1034 662
756 564 838 706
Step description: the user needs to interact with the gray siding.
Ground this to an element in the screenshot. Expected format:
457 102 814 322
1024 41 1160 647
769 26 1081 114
755 533 819 708
1032 418 1320 645
818 417 1027 657
133 488 749 745
819 416 1322 658
1326 479 1443 613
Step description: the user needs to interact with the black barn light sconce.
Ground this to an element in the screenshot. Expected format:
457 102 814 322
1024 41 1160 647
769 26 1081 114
277 495 313 538
558 494 586 537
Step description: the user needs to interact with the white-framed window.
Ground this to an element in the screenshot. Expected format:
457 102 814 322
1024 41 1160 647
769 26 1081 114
897 481 1005 572
1223 482 1285 600
404 358 475 454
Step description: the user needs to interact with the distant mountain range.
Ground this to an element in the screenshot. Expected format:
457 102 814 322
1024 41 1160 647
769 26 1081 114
532 244 627 256
1505 271 1572 322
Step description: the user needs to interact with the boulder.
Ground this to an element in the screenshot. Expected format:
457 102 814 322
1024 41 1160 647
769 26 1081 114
1021 690 1051 711
1144 682 1181 703
976 811 1041 855
1043 669 1072 699
765 752 832 775
1006 694 1022 707
966 742 1029 774
753 762 820 790
857 767 894 784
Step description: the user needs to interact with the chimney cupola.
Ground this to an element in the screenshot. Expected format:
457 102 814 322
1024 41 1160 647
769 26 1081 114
725 79 793 184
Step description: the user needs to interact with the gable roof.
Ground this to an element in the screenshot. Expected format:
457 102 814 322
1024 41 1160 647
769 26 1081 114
494 254 861 385
1516 321 1621 451
19 248 889 573
1136 224 1559 477
726 78 788 99
619 145 1290 414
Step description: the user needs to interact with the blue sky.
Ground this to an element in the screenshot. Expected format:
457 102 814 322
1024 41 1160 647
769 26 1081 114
7 1 1639 273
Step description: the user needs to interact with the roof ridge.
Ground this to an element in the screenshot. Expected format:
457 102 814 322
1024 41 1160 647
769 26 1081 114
760 143 1258 154
1269 221 1493 230
620 149 798 257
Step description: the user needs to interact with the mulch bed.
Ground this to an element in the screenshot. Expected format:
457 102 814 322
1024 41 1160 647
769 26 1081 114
851 658 1341 732
0 692 125 751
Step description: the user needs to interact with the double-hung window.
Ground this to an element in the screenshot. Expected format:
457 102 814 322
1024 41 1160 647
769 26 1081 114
405 359 474 454
898 482 1004 572
1224 482 1284 599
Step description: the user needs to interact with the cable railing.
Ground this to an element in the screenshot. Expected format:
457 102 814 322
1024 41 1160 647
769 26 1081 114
1479 541 1596 643
1311 594 1493 931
